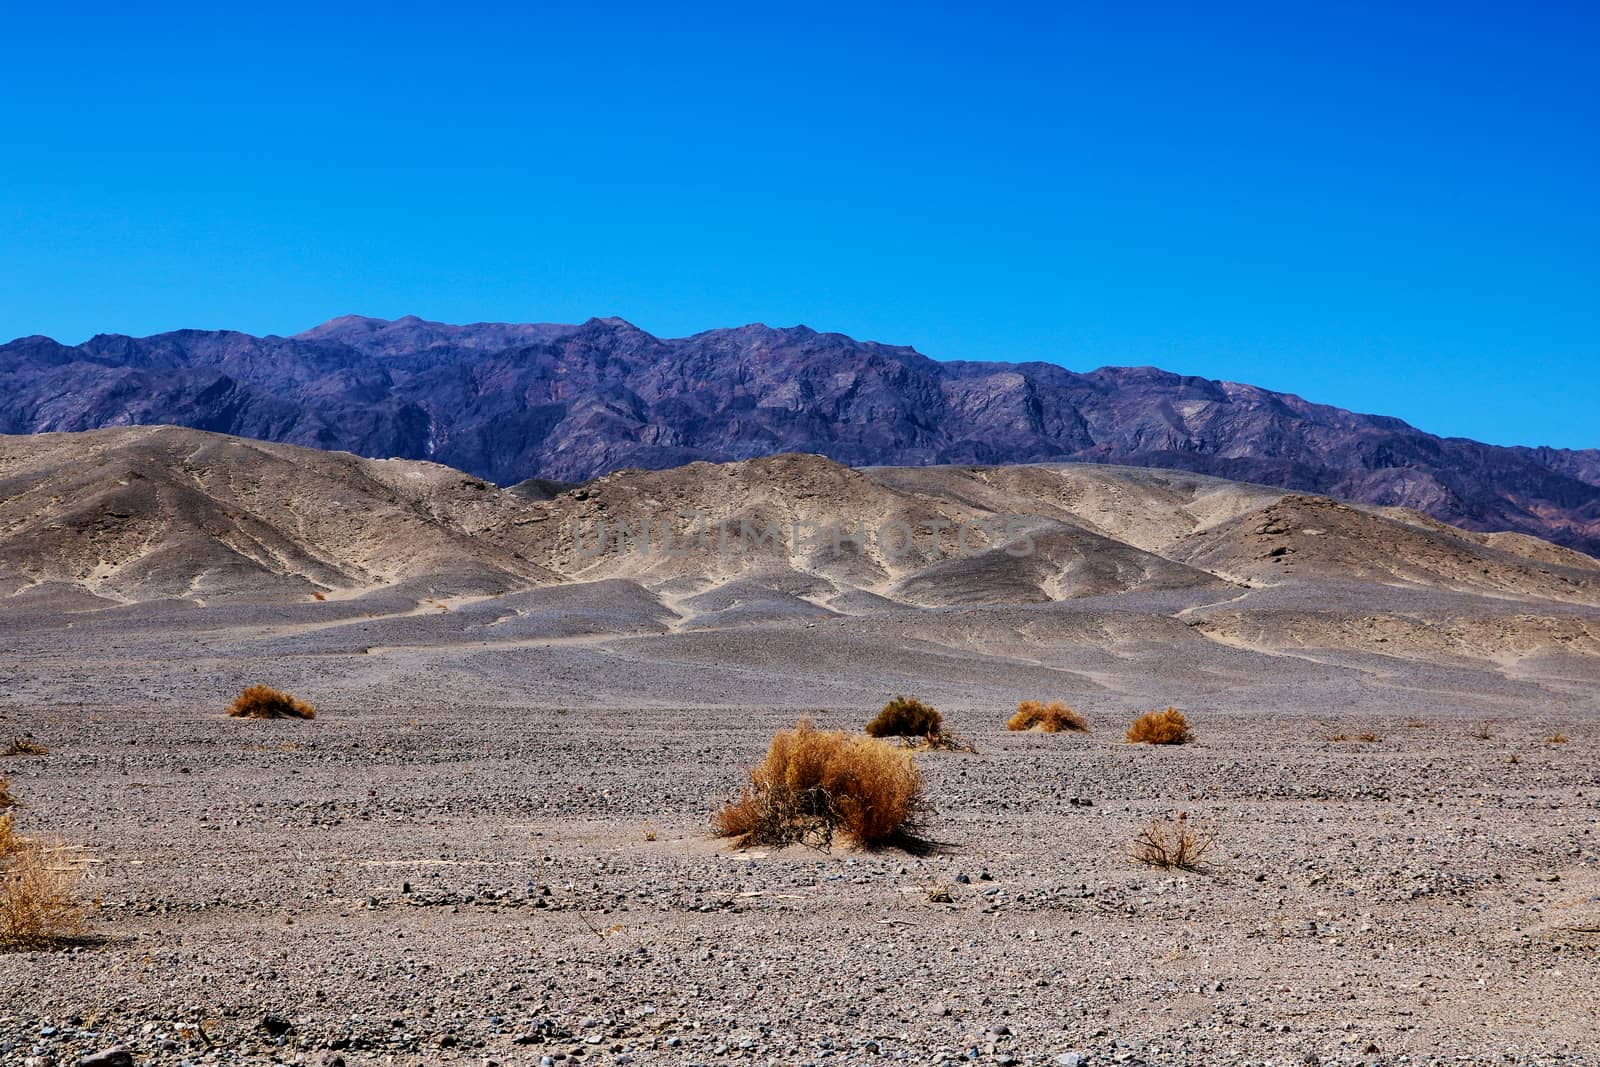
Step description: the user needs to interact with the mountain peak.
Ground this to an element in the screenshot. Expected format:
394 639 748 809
0 317 1596 555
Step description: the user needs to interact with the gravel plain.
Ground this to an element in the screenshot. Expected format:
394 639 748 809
2 587 1599 1067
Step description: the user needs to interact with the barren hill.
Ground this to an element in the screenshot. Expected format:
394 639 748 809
6 427 1600 651
0 426 556 606
3 316 1598 553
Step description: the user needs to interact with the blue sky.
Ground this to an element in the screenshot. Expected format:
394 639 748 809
2 2 1595 448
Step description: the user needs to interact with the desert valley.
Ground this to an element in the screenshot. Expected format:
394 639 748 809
2 423 1598 1066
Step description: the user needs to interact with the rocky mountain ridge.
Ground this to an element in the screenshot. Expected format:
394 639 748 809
3 314 1596 554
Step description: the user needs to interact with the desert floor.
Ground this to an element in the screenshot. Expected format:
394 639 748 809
2 596 1598 1067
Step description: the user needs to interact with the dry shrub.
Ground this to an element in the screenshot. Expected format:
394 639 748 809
0 777 11 809
1008 700 1087 733
0 802 88 950
0 838 87 949
1125 708 1191 745
1547 733 1569 744
1328 732 1380 743
1130 811 1216 871
1471 722 1494 741
865 696 943 740
911 730 977 754
3 738 48 757
227 685 315 720
714 720 927 851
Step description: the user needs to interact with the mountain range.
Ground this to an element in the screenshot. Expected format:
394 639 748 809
3 314 1597 555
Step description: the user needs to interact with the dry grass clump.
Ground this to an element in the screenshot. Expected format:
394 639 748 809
227 685 316 720
865 696 943 740
1546 733 1569 744
714 720 927 851
1008 701 1088 733
1130 811 1216 871
0 792 88 949
1328 732 1380 743
0 838 87 949
0 777 11 810
1125 708 1192 745
3 738 48 757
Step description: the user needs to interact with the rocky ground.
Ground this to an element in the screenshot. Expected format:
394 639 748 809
2 595 1598 1067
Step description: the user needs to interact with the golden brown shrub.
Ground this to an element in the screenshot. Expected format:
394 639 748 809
714 720 927 850
0 795 88 950
0 777 11 810
1125 708 1191 745
865 696 942 739
1130 811 1215 870
1007 701 1088 733
3 738 48 757
0 838 86 949
1547 733 1569 744
1328 732 1379 743
227 685 316 720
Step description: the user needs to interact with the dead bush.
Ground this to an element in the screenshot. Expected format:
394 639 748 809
910 730 977 754
1547 733 1569 744
227 685 315 720
0 838 87 949
865 696 942 740
714 720 927 851
0 777 11 810
1328 732 1379 743
1125 708 1191 745
0 797 88 950
3 738 48 757
1130 811 1215 871
1008 700 1087 733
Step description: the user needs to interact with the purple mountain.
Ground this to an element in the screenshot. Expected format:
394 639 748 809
4 314 1597 554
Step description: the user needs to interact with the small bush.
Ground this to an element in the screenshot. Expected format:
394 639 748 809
1546 733 1569 744
227 685 315 720
714 720 927 850
865 696 942 739
2 738 48 757
0 778 11 809
1008 701 1087 733
1125 708 1191 745
913 730 978 754
0 798 88 950
1328 732 1379 743
1130 811 1215 870
0 838 87 949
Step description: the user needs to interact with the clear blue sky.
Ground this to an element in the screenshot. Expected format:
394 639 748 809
2 2 1595 448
